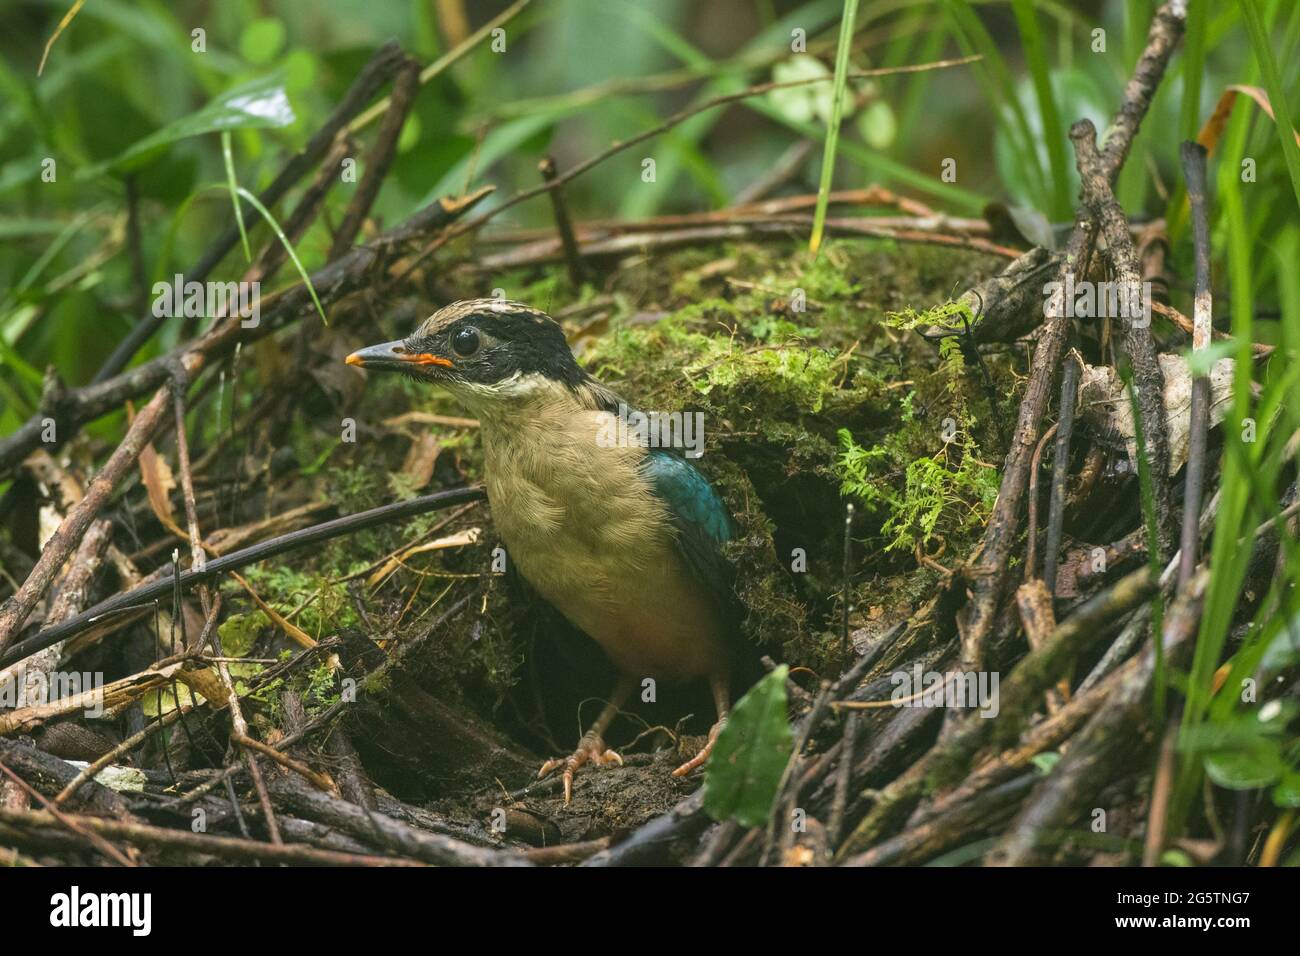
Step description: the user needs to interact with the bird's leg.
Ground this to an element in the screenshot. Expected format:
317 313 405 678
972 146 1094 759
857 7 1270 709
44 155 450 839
672 671 731 777
538 676 634 804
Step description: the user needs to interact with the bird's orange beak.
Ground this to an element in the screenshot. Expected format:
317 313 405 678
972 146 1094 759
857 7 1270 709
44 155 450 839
345 340 454 370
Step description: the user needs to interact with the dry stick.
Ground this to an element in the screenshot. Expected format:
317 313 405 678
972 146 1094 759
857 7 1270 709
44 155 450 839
1 486 485 669
0 380 181 653
229 732 337 795
826 712 861 848
92 41 408 384
210 632 281 844
1178 141 1212 588
1043 352 1082 593
538 156 586 285
988 568 1209 866
1025 422 1059 580
328 58 422 262
54 698 196 806
477 216 1019 273
0 807 422 866
1076 119 1175 554
1143 719 1179 866
170 370 214 637
957 1 1185 673
0 517 110 695
0 760 135 866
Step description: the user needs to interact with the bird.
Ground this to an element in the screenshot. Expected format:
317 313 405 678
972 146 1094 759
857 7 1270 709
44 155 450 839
345 298 741 802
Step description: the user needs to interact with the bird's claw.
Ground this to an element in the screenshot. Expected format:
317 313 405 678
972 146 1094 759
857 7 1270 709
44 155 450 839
538 734 623 804
672 717 726 777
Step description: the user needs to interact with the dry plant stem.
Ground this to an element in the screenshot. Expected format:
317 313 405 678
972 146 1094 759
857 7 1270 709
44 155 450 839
0 761 135 866
93 41 409 384
1075 120 1174 554
328 58 421 261
171 373 214 634
957 0 1185 672
538 155 586 285
0 380 183 652
266 776 518 867
481 187 951 243
54 702 194 806
0 807 423 866
230 732 337 794
215 652 281 845
988 568 1208 866
1178 141 1212 588
1043 352 1081 593
827 712 861 848
1143 718 1179 866
1026 423 1059 578
0 517 110 697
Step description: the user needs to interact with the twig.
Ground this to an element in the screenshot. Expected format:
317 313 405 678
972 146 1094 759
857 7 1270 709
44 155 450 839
441 57 982 244
0 807 423 866
1026 422 1059 579
1044 351 1082 592
328 58 422 261
1074 119 1174 555
538 156 586 285
230 732 337 795
0 759 135 866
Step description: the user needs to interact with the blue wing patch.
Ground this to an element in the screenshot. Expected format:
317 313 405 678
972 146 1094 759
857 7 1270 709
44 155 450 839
640 449 735 606
642 450 734 544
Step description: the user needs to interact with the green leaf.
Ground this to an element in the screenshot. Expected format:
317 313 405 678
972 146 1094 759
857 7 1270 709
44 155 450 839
1273 772 1300 808
78 73 294 178
1031 752 1060 775
1204 748 1285 790
767 56 834 125
702 664 792 827
856 99 896 150
239 18 286 65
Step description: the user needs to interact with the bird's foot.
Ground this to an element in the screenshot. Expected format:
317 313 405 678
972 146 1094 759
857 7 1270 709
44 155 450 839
672 717 726 777
538 733 623 805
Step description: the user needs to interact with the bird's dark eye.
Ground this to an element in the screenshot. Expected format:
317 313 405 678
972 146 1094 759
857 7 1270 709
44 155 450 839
452 326 481 357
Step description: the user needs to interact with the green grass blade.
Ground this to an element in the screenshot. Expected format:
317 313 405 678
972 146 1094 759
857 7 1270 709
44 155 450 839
221 131 252 262
810 0 862 255
233 186 328 326
1240 0 1300 212
1010 0 1071 219
1180 0 1208 140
